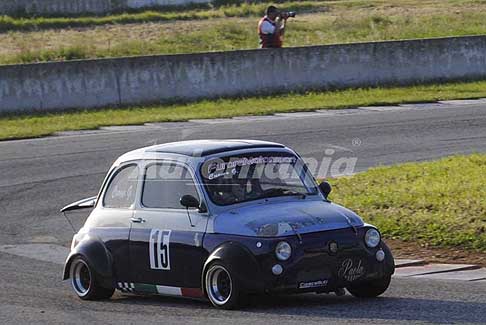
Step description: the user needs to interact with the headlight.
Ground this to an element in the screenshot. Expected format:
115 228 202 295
275 241 292 261
365 228 381 248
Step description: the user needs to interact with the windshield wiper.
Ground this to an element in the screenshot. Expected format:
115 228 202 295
261 188 306 199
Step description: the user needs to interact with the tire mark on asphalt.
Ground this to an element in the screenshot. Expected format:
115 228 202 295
0 171 106 190
0 183 38 202
0 147 128 163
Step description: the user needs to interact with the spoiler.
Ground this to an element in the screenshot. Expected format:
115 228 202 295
60 196 97 213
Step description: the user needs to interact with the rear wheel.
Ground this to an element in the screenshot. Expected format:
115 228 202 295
70 256 114 300
205 262 243 309
347 275 391 298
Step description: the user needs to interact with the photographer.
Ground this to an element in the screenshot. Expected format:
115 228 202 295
258 6 295 48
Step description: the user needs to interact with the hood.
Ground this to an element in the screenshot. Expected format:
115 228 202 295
213 199 364 237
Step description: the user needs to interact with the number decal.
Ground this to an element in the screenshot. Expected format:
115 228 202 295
149 229 171 270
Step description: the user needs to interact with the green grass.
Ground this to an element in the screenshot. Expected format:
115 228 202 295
4 0 486 64
331 154 486 251
2 79 486 141
7 10 486 64
0 2 326 32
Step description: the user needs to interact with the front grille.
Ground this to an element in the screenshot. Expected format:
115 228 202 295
300 227 361 255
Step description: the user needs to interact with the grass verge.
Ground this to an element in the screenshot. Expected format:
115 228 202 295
2 80 486 140
0 2 326 32
331 154 486 252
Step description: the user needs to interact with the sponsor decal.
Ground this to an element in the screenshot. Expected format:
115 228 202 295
338 258 365 281
299 280 329 289
207 168 238 180
204 155 298 179
210 156 297 173
149 229 171 270
208 171 229 180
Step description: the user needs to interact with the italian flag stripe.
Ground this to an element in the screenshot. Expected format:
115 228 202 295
181 287 204 298
156 285 182 296
133 283 157 294
130 283 203 298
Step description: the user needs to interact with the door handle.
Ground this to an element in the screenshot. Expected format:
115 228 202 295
131 217 146 223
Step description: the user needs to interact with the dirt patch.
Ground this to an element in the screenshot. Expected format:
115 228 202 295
387 239 486 267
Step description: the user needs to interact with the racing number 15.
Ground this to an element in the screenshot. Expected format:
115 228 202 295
149 229 171 270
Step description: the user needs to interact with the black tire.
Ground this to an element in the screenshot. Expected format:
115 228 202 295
204 261 245 309
346 275 392 298
69 256 115 300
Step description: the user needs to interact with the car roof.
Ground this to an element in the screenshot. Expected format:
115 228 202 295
145 139 286 157
117 140 289 163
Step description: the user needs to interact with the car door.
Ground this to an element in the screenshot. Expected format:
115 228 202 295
85 163 139 282
129 160 209 291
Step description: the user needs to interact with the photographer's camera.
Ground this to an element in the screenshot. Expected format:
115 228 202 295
281 11 296 18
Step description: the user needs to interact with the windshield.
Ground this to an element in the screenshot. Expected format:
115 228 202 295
200 152 318 206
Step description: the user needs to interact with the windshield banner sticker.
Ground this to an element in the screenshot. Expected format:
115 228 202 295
200 153 317 206
205 155 297 177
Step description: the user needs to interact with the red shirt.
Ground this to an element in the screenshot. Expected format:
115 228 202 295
258 16 282 48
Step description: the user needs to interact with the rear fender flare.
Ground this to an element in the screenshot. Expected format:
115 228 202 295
63 237 113 288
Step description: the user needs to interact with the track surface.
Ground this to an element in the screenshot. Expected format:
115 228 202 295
1 102 486 324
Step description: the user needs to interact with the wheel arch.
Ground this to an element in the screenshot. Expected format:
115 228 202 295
380 240 395 275
202 241 265 295
63 238 114 289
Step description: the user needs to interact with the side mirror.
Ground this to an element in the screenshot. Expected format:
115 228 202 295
180 195 200 209
318 181 332 199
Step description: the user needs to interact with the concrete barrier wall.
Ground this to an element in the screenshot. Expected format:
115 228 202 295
1 35 486 115
0 0 210 16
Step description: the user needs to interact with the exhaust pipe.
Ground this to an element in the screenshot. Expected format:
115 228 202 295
334 288 346 296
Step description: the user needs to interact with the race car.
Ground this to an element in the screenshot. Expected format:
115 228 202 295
61 139 394 309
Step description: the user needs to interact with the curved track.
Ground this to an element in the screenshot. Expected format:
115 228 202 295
1 102 486 324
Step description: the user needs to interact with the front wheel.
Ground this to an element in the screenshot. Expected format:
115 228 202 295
205 262 244 309
70 256 114 300
346 275 392 298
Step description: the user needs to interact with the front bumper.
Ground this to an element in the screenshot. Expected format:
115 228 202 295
253 228 395 294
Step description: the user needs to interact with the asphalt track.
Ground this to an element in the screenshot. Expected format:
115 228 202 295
1 101 486 324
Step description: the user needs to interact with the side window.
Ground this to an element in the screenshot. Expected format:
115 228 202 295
142 163 199 209
103 164 139 209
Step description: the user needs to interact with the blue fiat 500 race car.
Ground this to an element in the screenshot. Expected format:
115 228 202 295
62 140 394 309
